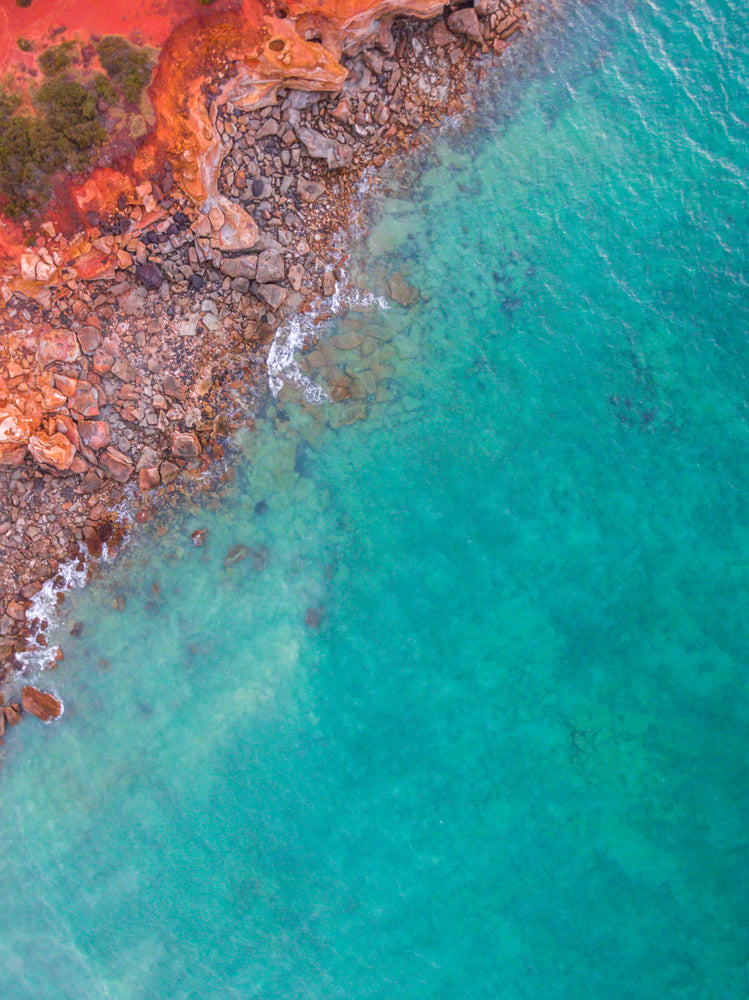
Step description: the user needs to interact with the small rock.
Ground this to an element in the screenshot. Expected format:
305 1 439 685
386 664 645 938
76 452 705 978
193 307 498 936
160 461 180 484
256 249 285 284
135 262 165 291
297 179 326 204
191 528 208 546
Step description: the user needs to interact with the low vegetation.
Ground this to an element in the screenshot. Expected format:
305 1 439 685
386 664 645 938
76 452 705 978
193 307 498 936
96 36 153 105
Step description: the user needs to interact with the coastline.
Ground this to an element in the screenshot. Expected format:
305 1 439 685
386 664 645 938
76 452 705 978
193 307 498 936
0 0 532 727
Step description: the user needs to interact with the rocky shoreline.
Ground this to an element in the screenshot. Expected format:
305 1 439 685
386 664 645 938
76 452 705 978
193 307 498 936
0 0 530 729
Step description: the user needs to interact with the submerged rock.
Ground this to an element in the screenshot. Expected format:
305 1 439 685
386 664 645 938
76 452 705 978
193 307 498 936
223 544 250 568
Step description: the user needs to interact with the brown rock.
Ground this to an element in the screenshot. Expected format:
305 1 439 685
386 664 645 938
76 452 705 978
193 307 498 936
297 179 326 204
37 329 80 367
447 7 484 42
139 466 161 490
92 348 115 374
171 432 201 459
191 528 208 546
22 686 63 722
159 461 180 484
100 446 134 483
28 432 77 471
220 255 257 280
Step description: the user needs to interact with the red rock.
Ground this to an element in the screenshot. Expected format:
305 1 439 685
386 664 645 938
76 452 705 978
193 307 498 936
139 466 161 490
28 432 77 471
55 414 82 449
0 404 33 452
6 600 26 621
40 384 67 412
53 374 78 397
22 686 63 722
100 446 134 483
191 528 208 546
171 431 201 459
37 329 80 367
69 455 90 474
79 420 110 450
163 375 187 400
70 384 100 418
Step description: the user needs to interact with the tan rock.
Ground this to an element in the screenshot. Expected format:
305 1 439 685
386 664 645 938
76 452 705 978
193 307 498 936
0 405 33 465
22 686 63 722
28 432 76 471
160 461 180 484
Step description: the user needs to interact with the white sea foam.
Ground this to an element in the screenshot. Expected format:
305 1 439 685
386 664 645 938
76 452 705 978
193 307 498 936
14 555 88 677
267 280 389 400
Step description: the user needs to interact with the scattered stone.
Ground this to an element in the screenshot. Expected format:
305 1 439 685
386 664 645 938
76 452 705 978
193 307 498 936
159 461 180 484
138 466 161 490
297 179 326 204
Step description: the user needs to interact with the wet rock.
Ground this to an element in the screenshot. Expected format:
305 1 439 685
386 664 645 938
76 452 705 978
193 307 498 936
100 446 134 483
191 528 208 546
6 601 27 622
224 544 250 568
3 704 22 726
171 432 201 459
22 686 62 722
135 262 165 291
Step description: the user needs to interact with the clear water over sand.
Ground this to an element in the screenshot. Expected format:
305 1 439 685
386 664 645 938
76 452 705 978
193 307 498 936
2 0 749 996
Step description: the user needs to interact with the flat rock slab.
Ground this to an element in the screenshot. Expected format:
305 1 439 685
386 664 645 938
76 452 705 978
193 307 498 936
22 686 62 722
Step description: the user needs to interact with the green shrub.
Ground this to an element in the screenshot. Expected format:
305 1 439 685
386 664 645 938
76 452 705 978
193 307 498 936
17 38 33 53
16 0 33 8
0 116 60 216
38 41 75 77
96 36 152 104
35 77 105 167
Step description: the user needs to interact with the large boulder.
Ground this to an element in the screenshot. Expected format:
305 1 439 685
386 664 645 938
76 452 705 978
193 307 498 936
22 686 63 722
0 405 34 466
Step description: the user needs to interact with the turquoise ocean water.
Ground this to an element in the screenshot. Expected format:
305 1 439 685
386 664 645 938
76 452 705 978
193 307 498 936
2 0 749 996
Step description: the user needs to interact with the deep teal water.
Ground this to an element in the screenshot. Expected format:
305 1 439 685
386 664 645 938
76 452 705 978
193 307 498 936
2 0 749 996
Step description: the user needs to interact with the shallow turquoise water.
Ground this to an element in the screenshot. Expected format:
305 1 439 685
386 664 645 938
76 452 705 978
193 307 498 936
2 0 749 996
